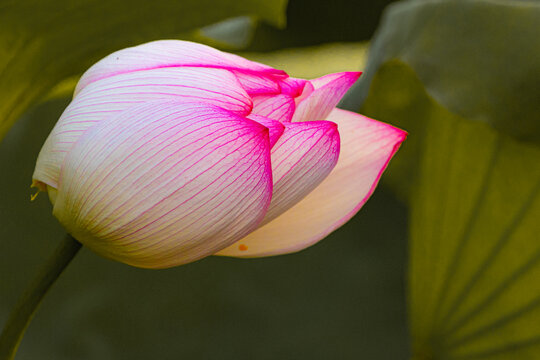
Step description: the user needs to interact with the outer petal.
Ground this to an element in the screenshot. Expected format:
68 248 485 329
54 101 272 268
33 67 252 188
291 72 361 123
251 94 295 123
76 40 286 95
217 109 406 257
258 121 340 226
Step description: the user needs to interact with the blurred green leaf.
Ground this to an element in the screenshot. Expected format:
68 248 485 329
0 0 287 141
352 0 540 144
362 59 540 360
354 1 540 358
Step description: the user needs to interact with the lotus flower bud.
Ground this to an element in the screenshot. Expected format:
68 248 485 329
32 40 406 269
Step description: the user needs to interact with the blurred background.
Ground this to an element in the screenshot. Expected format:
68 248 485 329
1 0 538 359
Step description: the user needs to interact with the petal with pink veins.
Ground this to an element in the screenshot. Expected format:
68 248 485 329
76 40 287 95
33 67 252 189
292 72 361 123
251 94 295 123
54 101 273 269
256 120 340 226
217 108 406 258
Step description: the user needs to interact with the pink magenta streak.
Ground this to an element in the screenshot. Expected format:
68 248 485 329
118 148 271 254
84 121 267 233
78 64 288 95
99 128 269 243
74 116 244 223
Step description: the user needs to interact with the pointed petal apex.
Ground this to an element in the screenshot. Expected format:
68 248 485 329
292 72 362 123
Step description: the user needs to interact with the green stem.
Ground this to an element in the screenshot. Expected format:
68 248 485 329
0 234 81 360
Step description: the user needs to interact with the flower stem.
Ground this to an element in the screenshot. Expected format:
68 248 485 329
0 234 81 360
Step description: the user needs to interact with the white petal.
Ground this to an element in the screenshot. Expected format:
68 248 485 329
217 109 406 257
291 72 361 122
54 101 272 268
260 120 340 225
33 67 251 188
76 40 286 95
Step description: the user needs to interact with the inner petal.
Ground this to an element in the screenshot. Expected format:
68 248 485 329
260 120 340 225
